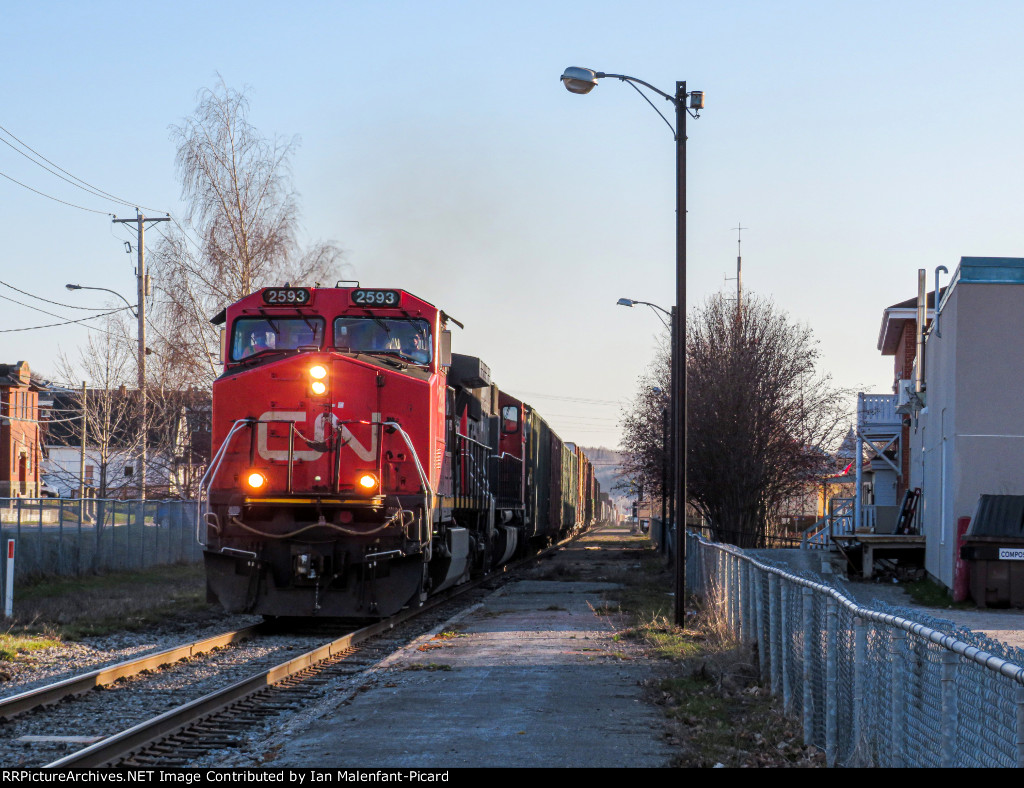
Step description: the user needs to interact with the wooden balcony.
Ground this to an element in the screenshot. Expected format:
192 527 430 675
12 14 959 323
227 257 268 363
857 394 901 436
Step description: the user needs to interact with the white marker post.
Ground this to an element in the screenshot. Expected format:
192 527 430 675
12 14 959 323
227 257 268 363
4 540 13 618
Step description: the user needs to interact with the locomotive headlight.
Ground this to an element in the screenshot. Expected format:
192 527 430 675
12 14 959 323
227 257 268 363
246 471 267 490
358 473 379 491
309 365 327 380
311 380 327 395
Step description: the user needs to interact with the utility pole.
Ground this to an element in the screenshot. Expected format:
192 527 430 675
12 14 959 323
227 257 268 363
78 381 87 523
112 209 170 501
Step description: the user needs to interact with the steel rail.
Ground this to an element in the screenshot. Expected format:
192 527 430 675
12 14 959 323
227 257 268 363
0 625 263 721
45 613 397 768
45 531 586 768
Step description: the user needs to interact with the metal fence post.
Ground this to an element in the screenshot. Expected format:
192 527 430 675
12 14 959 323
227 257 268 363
941 650 958 768
854 616 867 759
755 567 768 680
721 550 730 633
781 581 792 711
740 559 750 643
728 553 737 636
769 572 782 695
891 627 906 768
802 586 814 747
717 549 724 616
826 595 838 767
731 553 740 637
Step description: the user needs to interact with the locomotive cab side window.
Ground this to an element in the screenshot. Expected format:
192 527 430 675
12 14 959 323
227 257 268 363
231 317 325 361
501 405 520 434
334 317 433 365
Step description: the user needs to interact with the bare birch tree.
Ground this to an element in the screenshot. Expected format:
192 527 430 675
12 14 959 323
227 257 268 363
151 78 347 385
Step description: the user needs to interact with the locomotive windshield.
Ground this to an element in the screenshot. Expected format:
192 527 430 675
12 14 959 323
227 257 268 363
231 316 325 361
334 317 432 364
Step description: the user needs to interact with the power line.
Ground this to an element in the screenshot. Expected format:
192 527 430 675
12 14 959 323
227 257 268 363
0 280 113 311
514 391 623 406
0 123 164 213
0 134 136 209
0 169 113 215
0 307 132 333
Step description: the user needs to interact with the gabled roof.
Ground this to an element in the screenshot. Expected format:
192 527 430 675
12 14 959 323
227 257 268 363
0 361 34 389
877 289 941 355
879 259 1024 355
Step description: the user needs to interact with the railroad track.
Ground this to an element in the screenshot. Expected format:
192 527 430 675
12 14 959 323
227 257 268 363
0 625 264 722
0 537 577 768
48 613 409 768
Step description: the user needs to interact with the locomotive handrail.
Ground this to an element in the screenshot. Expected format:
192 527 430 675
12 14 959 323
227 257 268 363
196 418 255 548
201 416 438 548
453 431 492 508
332 418 438 533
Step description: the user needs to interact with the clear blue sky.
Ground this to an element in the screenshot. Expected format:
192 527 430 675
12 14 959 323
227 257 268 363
3 1 1023 449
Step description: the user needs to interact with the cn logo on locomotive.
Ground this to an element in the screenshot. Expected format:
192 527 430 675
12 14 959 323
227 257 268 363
256 410 380 462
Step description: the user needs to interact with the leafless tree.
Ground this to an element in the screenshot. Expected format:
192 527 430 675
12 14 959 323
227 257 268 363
618 293 849 548
151 77 348 385
52 316 139 498
48 311 208 499
618 338 670 503
686 293 849 546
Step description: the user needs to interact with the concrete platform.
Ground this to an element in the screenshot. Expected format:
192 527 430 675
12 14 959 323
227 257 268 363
263 540 672 767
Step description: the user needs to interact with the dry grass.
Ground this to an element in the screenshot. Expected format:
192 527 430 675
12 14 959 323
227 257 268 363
586 529 824 768
9 564 212 639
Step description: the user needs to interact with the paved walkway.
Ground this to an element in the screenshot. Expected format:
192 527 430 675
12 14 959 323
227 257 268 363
263 531 671 768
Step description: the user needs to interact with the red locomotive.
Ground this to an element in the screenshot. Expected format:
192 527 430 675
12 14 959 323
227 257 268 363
201 284 606 618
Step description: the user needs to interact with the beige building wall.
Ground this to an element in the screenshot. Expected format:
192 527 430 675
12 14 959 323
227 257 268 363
912 278 1024 587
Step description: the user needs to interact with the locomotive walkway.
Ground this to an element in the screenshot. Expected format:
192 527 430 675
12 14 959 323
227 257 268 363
238 526 672 768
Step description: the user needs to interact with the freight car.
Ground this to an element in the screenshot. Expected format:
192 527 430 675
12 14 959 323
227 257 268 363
199 284 600 619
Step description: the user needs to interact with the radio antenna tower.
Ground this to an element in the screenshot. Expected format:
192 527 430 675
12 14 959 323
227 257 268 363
732 222 747 313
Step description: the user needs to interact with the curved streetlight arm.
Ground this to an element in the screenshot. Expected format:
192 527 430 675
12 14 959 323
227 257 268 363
597 73 675 104
617 297 672 330
66 283 138 316
561 68 703 140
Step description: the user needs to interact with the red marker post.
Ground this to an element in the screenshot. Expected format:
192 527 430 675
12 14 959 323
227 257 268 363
4 540 13 618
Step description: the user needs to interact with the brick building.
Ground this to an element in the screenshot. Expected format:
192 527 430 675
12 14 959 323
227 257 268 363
877 289 940 498
0 361 42 498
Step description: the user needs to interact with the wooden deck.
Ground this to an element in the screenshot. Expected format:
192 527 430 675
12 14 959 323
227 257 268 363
833 533 926 579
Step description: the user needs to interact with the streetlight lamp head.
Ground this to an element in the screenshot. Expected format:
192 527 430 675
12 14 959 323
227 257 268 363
65 284 81 291
616 298 635 307
561 67 599 94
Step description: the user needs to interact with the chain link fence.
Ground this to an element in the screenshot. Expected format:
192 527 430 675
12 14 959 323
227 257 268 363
0 498 201 583
687 531 1024 767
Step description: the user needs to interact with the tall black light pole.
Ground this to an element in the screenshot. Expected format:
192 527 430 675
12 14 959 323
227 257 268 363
563 68 702 626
